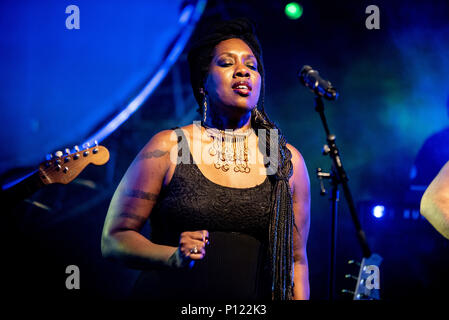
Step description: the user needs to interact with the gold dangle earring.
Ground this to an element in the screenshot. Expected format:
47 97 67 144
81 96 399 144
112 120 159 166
203 95 208 124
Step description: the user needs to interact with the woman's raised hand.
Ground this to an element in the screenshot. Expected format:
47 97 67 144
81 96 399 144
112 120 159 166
168 230 209 268
179 230 209 260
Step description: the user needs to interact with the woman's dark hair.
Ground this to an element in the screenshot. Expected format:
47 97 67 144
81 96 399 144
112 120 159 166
187 18 296 300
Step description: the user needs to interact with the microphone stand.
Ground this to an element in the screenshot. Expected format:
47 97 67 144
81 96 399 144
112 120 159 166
313 96 372 301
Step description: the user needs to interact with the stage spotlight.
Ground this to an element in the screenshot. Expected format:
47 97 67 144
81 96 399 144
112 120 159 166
372 205 385 219
285 2 303 20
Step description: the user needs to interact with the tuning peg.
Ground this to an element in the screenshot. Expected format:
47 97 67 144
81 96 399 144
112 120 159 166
93 140 99 154
345 274 358 280
45 154 52 167
81 142 91 156
55 150 63 158
347 260 361 267
341 289 355 295
73 146 80 160
355 293 372 300
63 148 72 162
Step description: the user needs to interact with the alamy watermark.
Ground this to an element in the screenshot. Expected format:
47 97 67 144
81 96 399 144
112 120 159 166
65 264 80 290
364 264 380 290
65 5 80 30
365 5 380 30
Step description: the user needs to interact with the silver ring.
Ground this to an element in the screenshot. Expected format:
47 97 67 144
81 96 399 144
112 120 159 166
190 245 198 254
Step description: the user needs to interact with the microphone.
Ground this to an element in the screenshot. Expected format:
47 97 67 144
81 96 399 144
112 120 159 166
298 65 339 100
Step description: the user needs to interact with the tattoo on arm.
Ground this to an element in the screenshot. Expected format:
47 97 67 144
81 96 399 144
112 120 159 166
118 212 148 224
124 189 158 201
137 149 168 160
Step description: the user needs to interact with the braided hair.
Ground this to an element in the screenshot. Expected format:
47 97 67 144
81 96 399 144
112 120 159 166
187 18 296 300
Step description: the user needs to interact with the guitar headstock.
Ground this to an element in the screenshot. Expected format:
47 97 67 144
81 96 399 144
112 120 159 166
342 253 383 300
38 143 110 185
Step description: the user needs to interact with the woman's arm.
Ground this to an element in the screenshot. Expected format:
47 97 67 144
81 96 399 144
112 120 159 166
101 129 180 269
287 144 311 300
421 160 449 240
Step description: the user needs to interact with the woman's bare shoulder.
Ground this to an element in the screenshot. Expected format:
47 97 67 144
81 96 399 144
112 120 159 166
286 143 309 185
143 125 192 151
286 143 304 166
137 124 194 162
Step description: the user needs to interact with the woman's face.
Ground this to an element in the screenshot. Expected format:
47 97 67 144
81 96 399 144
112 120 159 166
203 38 261 112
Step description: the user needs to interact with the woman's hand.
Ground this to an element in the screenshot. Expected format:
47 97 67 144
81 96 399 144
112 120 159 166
168 230 209 268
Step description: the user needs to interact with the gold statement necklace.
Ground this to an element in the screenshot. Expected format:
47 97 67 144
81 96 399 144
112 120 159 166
203 124 254 173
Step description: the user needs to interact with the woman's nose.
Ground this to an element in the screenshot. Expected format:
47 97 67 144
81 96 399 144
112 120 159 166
234 63 250 78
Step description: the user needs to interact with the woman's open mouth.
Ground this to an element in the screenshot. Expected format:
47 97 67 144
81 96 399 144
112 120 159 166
232 81 252 96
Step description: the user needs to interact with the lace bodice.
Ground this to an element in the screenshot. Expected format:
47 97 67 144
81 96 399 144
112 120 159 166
149 127 273 246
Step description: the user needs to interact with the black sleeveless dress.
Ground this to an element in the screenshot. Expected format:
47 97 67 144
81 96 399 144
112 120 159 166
131 127 273 301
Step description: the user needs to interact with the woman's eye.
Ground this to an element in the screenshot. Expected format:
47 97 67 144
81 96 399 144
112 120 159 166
219 61 257 70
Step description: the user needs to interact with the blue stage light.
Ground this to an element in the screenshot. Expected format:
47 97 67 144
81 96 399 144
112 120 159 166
372 205 385 219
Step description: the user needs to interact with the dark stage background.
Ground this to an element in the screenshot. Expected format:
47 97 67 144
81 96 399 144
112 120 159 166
1 0 449 301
